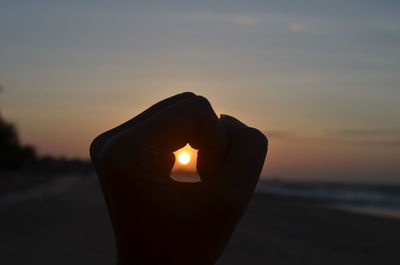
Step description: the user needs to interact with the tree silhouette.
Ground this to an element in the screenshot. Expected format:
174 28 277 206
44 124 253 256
0 86 91 175
0 87 36 170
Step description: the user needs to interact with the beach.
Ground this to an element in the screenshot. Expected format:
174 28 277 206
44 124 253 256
1 175 399 265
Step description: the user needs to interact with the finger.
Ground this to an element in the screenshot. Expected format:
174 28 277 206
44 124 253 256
122 95 229 178
220 114 248 128
216 115 268 201
140 96 226 150
90 92 195 160
111 92 196 133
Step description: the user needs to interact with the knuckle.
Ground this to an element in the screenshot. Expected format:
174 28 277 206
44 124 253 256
237 127 268 149
250 128 268 144
89 134 106 163
181 91 196 97
193 95 213 111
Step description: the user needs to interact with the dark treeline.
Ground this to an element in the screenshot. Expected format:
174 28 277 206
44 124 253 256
0 113 92 176
0 114 35 170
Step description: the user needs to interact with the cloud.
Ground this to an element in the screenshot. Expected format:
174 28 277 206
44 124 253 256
323 129 400 137
231 16 256 26
266 129 400 147
289 23 313 33
288 23 331 34
265 130 297 139
349 139 400 147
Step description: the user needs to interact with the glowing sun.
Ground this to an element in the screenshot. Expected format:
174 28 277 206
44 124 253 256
177 152 191 165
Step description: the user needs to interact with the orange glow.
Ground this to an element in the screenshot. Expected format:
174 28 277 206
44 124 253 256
172 144 199 182
177 152 191 165
172 144 198 174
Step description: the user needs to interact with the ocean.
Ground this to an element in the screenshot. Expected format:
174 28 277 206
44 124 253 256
1 174 400 214
256 179 400 211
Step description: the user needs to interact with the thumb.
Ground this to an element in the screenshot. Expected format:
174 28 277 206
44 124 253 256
217 115 268 200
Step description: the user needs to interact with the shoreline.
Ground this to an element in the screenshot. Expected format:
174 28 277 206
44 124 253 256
1 175 399 264
331 205 400 220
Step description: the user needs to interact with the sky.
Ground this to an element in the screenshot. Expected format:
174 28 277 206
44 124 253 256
1 0 399 183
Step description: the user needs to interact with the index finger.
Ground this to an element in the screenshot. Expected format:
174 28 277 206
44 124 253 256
90 92 196 161
123 95 229 178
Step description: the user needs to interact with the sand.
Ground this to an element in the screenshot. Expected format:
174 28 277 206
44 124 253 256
0 175 399 265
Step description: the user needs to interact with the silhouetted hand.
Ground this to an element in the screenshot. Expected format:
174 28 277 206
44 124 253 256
90 93 268 265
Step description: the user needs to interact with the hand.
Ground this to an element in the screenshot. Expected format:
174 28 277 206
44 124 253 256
90 92 268 265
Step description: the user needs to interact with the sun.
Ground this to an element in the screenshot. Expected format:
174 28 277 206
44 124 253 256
177 152 191 165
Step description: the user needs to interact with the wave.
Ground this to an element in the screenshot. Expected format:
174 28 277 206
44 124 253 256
256 180 400 210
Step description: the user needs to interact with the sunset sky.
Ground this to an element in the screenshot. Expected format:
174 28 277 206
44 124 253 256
1 1 399 183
